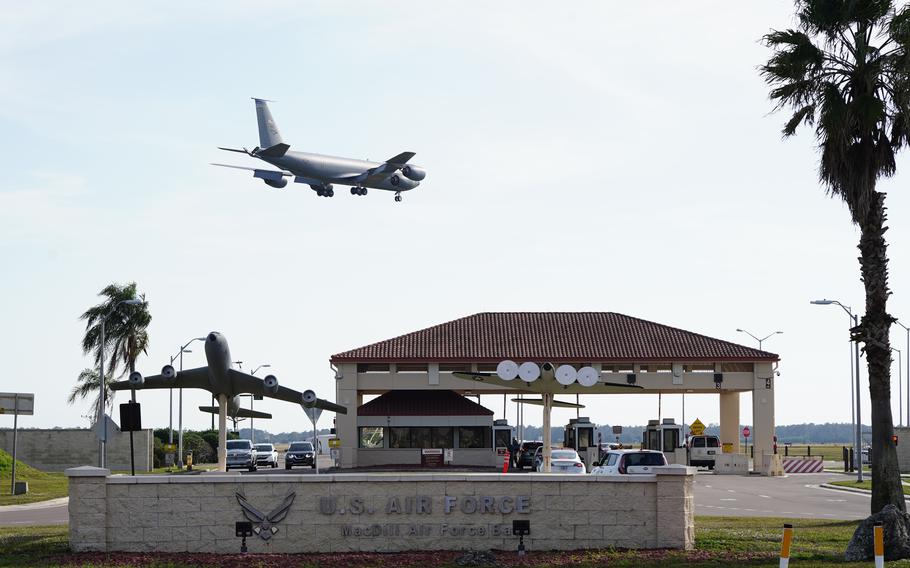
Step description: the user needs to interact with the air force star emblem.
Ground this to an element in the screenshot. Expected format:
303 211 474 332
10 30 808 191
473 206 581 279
236 492 296 540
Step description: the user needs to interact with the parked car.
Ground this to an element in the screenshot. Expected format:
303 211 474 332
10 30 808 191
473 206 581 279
517 441 543 470
591 449 667 475
254 443 279 468
687 434 721 469
226 439 257 472
285 441 316 470
531 447 586 473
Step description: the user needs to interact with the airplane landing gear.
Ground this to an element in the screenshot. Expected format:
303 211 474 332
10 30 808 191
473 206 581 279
394 192 402 202
350 186 368 196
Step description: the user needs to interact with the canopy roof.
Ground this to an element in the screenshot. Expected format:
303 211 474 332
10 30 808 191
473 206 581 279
331 312 779 363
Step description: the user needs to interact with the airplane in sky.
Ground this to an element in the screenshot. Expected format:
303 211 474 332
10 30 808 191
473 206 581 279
109 331 346 470
213 99 426 203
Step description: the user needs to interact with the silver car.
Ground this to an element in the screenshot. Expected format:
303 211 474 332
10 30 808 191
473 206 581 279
226 439 257 472
591 449 667 475
533 447 587 474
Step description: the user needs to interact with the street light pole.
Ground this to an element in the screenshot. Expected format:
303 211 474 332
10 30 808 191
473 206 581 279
249 364 271 445
97 298 142 468
892 348 903 427
896 321 910 427
735 329 783 351
811 299 863 482
175 337 206 468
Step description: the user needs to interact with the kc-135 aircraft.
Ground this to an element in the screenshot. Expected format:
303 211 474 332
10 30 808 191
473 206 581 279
213 99 426 202
109 331 346 471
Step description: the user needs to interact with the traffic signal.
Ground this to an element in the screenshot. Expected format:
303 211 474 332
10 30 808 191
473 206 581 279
893 435 899 446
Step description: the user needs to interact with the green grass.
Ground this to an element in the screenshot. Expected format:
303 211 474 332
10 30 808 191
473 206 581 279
0 450 68 506
829 479 910 495
0 517 888 567
780 444 852 461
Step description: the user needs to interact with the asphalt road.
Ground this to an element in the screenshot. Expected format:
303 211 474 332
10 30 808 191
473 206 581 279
0 469 876 527
694 471 871 520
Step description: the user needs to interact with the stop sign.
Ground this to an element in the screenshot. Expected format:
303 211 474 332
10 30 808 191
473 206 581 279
742 426 751 438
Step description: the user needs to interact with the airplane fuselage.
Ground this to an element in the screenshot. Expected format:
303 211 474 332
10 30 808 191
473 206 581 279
203 331 236 396
259 151 421 192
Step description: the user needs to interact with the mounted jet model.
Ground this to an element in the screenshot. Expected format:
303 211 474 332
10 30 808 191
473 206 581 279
109 331 346 471
213 99 426 202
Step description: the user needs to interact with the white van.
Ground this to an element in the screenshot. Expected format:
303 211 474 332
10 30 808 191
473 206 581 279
687 435 721 469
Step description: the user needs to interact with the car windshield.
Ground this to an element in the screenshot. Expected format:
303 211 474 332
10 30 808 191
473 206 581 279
625 452 667 466
551 450 577 460
227 440 251 450
254 445 272 452
289 443 313 452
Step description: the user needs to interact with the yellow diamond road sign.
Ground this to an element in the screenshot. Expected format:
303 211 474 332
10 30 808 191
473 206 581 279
690 419 705 436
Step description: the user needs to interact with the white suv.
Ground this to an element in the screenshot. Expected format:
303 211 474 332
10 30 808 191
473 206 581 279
591 449 667 475
254 443 279 468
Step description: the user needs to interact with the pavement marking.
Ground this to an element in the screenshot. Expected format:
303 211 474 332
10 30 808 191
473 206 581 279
727 489 736 493
720 498 737 501
758 495 771 499
826 499 847 502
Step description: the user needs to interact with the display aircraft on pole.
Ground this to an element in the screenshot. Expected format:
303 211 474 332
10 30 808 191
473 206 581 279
213 98 426 203
109 331 346 471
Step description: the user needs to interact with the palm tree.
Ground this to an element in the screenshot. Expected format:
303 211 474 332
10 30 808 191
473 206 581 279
80 282 152 379
762 1 910 514
67 368 113 423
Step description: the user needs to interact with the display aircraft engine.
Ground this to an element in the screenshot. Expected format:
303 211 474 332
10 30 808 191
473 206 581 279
402 165 426 181
128 371 144 387
162 365 177 381
263 375 279 395
264 178 288 188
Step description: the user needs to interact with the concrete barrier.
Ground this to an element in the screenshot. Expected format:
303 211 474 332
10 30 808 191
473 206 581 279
782 456 823 473
65 466 696 553
714 454 748 475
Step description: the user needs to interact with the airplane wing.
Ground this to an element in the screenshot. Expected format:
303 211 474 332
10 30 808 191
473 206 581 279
211 163 293 177
453 371 644 394
109 367 212 391
512 398 585 409
226 369 347 413
339 151 417 185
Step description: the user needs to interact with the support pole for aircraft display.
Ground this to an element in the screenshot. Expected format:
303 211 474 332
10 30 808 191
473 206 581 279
218 394 228 471
542 393 553 473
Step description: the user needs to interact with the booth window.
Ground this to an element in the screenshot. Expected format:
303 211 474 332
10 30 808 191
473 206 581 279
494 428 511 449
579 428 592 448
389 427 410 448
440 363 470 372
396 363 428 373
359 427 384 448
411 427 432 448
459 426 491 448
357 363 390 373
433 427 454 448
663 428 679 450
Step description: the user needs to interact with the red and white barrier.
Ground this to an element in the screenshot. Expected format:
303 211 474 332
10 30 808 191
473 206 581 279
782 456 823 473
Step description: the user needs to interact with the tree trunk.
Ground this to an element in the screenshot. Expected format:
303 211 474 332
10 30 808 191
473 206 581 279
858 190 903 514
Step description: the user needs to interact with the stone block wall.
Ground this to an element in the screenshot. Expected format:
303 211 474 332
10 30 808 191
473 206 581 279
65 466 695 553
0 428 152 472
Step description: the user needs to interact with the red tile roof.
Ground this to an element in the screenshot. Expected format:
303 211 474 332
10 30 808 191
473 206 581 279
358 390 494 416
331 312 779 363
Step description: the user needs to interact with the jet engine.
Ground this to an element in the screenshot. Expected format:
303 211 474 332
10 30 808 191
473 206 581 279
128 372 144 387
401 165 426 181
264 178 288 189
161 365 177 381
302 390 317 405
263 375 279 395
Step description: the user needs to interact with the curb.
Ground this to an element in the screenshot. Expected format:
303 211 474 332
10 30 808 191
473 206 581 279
820 483 910 500
0 497 69 511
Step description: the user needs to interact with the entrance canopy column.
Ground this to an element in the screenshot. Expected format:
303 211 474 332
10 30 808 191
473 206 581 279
719 392 740 454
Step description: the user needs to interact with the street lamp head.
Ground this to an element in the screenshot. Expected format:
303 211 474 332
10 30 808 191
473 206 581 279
182 349 192 354
736 328 744 332
810 299 834 305
262 364 271 368
775 331 784 334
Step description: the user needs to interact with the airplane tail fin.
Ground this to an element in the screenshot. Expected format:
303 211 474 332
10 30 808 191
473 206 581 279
253 98 284 149
198 406 273 419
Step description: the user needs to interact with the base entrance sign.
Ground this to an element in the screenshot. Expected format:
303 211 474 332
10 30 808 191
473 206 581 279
1 393 34 496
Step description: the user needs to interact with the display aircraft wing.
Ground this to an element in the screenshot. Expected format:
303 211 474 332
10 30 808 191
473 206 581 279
227 369 347 414
211 163 292 177
199 406 272 419
453 371 644 394
110 367 211 391
511 398 585 409
340 151 417 185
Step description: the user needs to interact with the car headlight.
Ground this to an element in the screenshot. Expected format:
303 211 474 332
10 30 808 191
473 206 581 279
287 454 295 459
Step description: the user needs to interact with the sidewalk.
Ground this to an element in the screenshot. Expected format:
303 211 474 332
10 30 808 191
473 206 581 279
0 497 68 511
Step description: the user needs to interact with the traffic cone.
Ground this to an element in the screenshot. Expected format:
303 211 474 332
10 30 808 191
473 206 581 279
502 451 510 473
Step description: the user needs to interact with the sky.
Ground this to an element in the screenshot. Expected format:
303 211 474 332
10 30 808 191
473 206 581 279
3 1 910 438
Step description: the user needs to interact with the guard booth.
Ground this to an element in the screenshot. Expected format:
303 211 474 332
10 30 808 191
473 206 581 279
564 417 597 470
493 419 514 465
642 418 687 464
